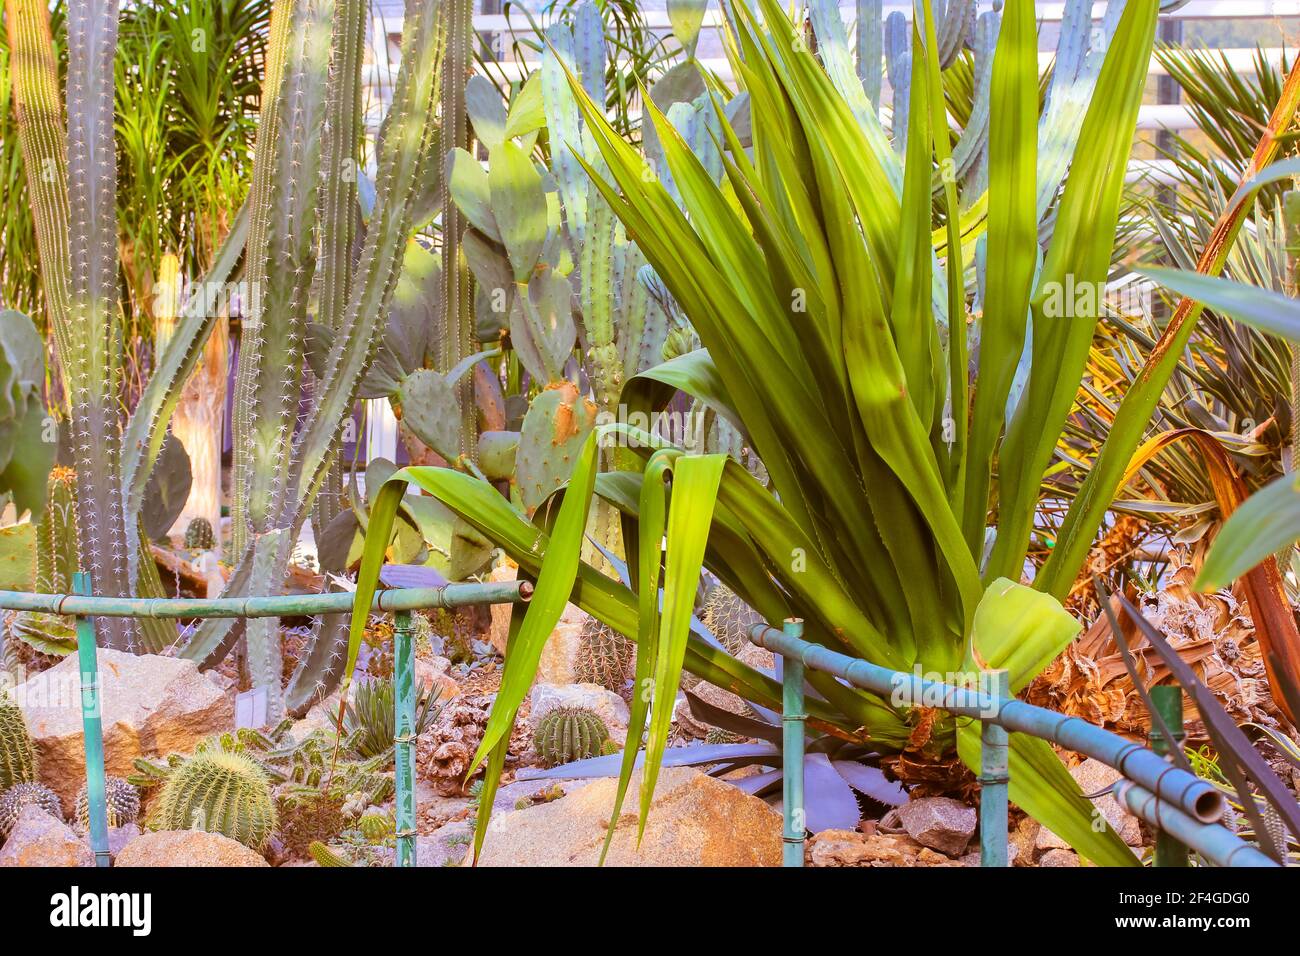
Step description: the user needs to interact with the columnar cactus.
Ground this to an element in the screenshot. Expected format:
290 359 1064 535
0 693 37 793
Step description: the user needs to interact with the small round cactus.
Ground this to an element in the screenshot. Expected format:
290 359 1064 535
0 693 37 793
0 782 63 836
148 749 277 850
183 516 216 551
532 707 610 768
75 776 140 831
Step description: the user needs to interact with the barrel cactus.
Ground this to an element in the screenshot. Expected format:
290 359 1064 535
183 517 216 551
75 776 140 831
573 617 635 692
0 782 62 836
532 707 610 767
0 693 36 793
148 749 277 850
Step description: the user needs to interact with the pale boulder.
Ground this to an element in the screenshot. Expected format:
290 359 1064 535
0 806 93 867
475 766 781 866
14 649 234 811
113 830 269 867
1036 758 1143 850
487 563 518 657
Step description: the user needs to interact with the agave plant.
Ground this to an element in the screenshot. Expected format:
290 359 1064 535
344 0 1187 868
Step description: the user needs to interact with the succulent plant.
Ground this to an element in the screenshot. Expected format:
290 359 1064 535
342 676 441 761
10 467 79 657
275 786 347 858
574 616 635 692
75 776 140 831
0 693 36 794
532 707 611 768
183 517 216 551
147 748 277 850
0 782 62 836
308 839 354 867
699 583 764 655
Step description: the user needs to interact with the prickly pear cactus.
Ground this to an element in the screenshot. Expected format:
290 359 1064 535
574 617 635 692
532 707 610 768
0 693 37 793
10 467 79 657
0 782 62 836
515 382 599 513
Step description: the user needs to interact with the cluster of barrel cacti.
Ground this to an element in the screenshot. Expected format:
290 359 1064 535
0 782 62 837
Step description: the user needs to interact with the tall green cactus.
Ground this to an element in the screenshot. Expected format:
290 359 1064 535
178 0 454 720
6 0 132 649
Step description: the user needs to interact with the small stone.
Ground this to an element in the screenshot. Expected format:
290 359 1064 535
1010 815 1041 866
0 806 94 867
529 682 629 745
113 830 269 867
897 796 977 856
1039 848 1080 867
415 656 460 702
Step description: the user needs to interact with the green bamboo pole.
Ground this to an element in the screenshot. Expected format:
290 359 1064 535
781 618 806 868
73 572 110 867
394 610 416 868
1150 684 1190 868
979 669 1010 867
0 580 531 619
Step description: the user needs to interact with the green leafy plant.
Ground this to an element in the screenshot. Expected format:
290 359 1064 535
348 0 1183 867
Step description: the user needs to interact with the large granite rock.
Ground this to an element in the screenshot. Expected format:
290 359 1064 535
897 796 977 857
15 649 234 811
113 830 269 867
475 766 781 866
529 682 629 745
0 806 94 867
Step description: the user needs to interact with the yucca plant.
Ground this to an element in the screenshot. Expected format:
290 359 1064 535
343 0 1186 867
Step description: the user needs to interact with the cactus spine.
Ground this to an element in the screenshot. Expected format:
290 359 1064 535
574 617 635 692
76 776 139 830
0 693 37 793
148 749 277 850
533 707 610 767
